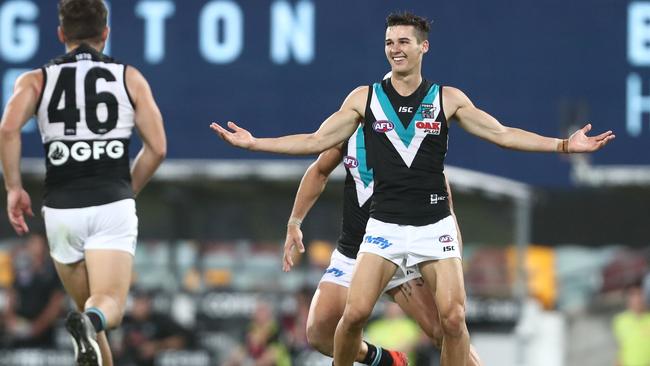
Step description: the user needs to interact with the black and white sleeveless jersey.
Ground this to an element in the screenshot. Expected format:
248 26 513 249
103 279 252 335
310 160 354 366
36 44 135 208
337 124 373 259
364 78 450 226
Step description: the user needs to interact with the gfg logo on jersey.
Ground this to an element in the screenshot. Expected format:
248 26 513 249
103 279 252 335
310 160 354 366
364 235 393 249
48 140 125 166
416 121 441 135
373 120 394 133
343 156 359 169
325 267 345 278
439 235 454 243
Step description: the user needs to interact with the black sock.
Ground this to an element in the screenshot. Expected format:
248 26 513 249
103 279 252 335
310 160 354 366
361 342 394 366
361 341 378 364
84 311 104 333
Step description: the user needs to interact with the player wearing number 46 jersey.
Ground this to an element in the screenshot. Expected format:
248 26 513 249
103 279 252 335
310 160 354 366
0 1 166 365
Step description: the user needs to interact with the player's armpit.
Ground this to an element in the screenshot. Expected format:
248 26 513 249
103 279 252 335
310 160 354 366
314 144 345 177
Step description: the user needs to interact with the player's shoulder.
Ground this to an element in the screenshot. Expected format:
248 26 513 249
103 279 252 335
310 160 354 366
441 85 473 109
124 65 147 85
341 85 370 107
350 85 370 96
441 85 466 100
14 69 44 93
18 69 43 84
124 65 153 104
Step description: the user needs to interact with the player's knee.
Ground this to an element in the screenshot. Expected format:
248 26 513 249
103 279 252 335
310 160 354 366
341 305 372 329
439 304 467 338
306 321 334 355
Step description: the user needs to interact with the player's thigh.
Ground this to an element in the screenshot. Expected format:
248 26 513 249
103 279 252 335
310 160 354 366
84 250 133 307
346 253 398 316
307 282 348 337
419 258 466 314
388 277 442 343
53 259 90 310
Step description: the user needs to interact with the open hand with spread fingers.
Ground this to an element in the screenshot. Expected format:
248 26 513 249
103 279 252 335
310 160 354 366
567 124 615 153
210 121 256 150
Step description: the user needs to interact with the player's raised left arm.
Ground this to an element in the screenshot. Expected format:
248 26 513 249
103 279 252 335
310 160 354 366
210 86 368 155
443 86 615 153
0 70 41 235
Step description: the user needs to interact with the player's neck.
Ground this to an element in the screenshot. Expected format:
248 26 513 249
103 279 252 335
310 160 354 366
65 41 104 53
389 72 423 97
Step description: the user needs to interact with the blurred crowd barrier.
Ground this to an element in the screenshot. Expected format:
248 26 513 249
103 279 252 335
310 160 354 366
0 236 648 365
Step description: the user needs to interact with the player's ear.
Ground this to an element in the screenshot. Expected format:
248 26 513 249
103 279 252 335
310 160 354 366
421 39 429 54
102 27 109 43
57 26 66 44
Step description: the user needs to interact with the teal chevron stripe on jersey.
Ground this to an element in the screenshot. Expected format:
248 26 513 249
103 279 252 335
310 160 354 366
373 83 439 147
356 126 373 188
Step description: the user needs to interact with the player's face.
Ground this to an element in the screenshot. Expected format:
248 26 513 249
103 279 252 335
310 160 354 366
385 25 429 75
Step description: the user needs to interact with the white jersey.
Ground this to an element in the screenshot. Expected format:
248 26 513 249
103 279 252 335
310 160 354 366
35 44 136 208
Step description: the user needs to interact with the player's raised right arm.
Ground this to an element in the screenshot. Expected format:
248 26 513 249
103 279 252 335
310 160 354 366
211 86 368 155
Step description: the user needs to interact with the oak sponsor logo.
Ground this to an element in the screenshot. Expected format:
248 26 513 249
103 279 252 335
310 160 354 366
416 120 441 135
48 140 125 166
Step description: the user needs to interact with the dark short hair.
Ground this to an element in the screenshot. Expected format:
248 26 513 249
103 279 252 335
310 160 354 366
58 0 108 43
386 12 430 42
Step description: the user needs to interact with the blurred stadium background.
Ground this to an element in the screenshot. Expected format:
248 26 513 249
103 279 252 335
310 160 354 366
1 0 649 365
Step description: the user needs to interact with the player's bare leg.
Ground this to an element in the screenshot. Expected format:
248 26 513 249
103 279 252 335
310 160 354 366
54 260 113 366
333 253 397 366
307 282 376 361
84 250 133 328
389 277 482 365
307 282 348 356
419 258 469 366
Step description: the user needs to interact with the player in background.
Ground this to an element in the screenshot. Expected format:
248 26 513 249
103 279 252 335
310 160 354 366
0 1 166 365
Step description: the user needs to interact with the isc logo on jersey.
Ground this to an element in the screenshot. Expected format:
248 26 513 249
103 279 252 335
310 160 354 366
373 120 394 133
343 156 359 169
416 121 441 135
48 140 125 166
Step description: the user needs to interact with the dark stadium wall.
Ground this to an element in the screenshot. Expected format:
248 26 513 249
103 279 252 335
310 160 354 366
0 0 643 188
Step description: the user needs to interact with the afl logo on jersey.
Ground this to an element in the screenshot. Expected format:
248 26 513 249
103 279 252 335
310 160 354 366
373 120 394 133
343 156 359 169
48 140 125 166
